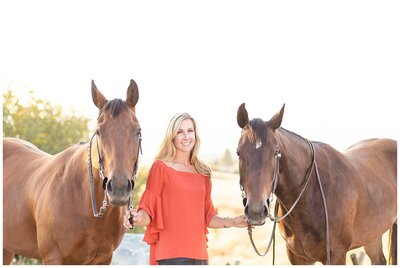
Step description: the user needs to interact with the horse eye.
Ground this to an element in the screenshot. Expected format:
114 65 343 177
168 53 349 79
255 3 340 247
236 150 240 157
96 130 103 138
136 129 142 138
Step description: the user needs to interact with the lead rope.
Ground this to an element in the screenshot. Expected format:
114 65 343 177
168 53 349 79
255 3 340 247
247 202 279 260
87 132 108 218
311 141 330 265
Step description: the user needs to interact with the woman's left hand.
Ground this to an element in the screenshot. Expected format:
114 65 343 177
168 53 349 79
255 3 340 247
232 214 248 228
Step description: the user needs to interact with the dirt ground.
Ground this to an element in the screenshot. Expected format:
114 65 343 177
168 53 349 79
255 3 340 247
207 171 390 265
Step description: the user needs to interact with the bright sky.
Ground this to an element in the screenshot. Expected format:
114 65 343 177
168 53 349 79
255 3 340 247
1 1 399 165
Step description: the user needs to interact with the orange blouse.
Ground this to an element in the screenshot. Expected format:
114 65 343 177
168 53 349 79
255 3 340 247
137 160 216 265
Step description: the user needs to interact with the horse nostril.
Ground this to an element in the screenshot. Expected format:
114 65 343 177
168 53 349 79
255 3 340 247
127 180 134 192
106 180 113 193
263 205 269 217
244 205 249 216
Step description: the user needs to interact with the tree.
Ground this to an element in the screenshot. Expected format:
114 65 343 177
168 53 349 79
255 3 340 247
220 148 234 167
3 88 90 154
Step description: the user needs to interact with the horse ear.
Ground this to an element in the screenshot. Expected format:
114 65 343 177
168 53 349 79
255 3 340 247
91 80 107 109
126 79 139 108
237 103 249 128
269 104 285 130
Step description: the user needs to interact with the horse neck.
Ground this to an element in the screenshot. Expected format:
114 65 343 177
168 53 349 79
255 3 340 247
274 128 315 206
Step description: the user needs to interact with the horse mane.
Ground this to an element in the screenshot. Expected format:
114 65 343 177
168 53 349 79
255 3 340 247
247 120 325 147
279 127 326 146
279 127 307 142
246 119 306 145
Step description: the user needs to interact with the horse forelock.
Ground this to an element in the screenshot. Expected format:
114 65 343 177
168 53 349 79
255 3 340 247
104 99 127 118
96 99 137 126
246 118 267 145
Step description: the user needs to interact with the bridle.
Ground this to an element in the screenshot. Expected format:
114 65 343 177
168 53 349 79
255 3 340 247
239 145 281 213
240 139 330 265
87 128 142 218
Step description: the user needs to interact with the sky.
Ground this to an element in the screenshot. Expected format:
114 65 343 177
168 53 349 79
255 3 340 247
1 0 399 165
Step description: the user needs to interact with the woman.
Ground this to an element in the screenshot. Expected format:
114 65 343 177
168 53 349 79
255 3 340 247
123 112 248 265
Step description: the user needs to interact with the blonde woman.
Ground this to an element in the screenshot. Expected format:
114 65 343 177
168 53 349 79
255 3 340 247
124 113 247 265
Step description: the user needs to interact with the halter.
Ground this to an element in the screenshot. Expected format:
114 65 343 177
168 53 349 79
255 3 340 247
87 129 142 218
241 140 330 265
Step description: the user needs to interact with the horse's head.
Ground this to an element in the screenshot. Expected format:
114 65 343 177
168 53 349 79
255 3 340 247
236 103 285 225
91 80 141 206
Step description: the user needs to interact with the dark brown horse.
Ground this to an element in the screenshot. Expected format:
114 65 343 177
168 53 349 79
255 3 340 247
3 80 142 264
236 103 397 265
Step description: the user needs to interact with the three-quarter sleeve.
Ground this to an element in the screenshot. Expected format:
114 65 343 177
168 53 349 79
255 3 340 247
137 161 166 245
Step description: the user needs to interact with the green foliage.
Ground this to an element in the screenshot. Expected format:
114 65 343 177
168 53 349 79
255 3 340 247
3 89 90 154
221 148 234 166
132 166 149 205
11 256 41 265
210 149 239 174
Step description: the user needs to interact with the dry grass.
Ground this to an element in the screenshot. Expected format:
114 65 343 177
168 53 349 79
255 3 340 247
207 171 390 265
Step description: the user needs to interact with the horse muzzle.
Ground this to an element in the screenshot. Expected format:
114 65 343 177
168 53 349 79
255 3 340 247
105 177 134 206
244 201 269 226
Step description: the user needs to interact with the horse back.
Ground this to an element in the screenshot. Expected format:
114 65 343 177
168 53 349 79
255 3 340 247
345 138 397 185
3 137 53 186
343 138 397 247
3 138 53 258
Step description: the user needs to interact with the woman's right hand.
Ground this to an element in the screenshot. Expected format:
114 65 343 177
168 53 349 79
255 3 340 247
123 210 134 229
124 209 150 229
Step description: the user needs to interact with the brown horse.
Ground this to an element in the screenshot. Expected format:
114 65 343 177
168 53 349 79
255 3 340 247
3 80 142 264
236 103 397 265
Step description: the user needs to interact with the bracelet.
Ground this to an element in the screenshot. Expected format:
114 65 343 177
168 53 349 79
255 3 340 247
223 217 229 228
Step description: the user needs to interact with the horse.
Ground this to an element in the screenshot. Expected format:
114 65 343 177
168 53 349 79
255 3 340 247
236 103 397 265
3 80 142 264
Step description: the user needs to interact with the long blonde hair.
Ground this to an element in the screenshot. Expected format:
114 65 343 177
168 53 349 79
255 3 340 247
154 113 212 178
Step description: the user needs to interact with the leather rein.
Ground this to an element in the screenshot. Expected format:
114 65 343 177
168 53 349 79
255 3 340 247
87 129 142 218
241 140 331 265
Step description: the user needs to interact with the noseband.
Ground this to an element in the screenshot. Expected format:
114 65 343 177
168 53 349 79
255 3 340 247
87 129 142 218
